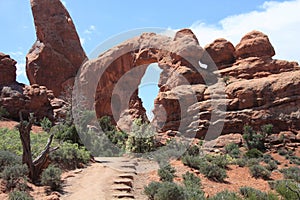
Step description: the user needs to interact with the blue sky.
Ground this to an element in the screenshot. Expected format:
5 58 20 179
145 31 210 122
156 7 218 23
1 0 300 119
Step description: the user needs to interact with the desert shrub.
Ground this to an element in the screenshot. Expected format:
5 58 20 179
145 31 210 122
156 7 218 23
40 117 52 132
154 182 185 200
244 148 263 159
235 158 247 167
243 125 271 151
200 163 227 182
182 155 204 170
278 148 288 156
280 167 300 182
209 190 241 200
249 164 271 180
246 158 260 167
50 142 90 169
273 180 300 200
183 172 205 200
239 187 278 200
125 118 156 153
0 150 21 172
187 145 200 156
1 164 28 190
41 165 62 191
52 123 81 145
0 106 9 119
289 156 300 165
184 188 205 200
183 171 201 188
158 163 176 182
225 143 241 158
210 155 229 169
9 190 33 200
261 124 273 135
266 160 278 171
0 128 59 158
262 154 273 163
144 181 162 200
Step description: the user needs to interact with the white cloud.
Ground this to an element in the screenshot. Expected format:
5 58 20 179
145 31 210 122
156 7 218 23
16 62 26 77
190 0 300 62
84 25 96 34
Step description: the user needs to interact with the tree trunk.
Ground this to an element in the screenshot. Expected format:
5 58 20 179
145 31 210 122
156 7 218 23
18 112 57 183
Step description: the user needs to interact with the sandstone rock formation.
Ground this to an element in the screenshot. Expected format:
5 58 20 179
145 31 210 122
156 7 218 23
77 29 300 139
75 29 214 131
0 52 65 121
235 30 275 59
0 53 17 85
200 38 235 70
26 0 87 97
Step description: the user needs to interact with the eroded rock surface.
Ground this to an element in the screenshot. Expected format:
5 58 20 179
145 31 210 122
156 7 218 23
26 0 87 97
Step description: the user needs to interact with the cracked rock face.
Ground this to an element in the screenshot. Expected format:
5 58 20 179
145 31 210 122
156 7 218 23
26 0 87 97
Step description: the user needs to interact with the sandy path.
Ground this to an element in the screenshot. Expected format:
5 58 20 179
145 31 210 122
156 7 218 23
61 163 118 200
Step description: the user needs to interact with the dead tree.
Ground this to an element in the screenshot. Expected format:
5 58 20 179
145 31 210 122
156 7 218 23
18 111 58 183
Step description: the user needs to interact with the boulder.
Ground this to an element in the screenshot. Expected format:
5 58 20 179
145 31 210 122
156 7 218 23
26 0 87 97
235 30 275 59
201 38 235 70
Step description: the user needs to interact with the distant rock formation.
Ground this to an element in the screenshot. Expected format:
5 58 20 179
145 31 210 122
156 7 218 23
0 52 69 121
0 53 17 85
26 0 87 97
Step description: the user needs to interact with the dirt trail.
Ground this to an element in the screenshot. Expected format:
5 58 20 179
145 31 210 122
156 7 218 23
61 157 157 200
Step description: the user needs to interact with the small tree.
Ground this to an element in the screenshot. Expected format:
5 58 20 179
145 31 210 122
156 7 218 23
243 125 272 151
18 112 58 183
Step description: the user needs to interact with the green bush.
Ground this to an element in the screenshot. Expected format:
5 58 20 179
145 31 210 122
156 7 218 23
0 150 21 172
280 167 300 182
125 118 156 153
52 123 82 145
144 182 162 200
183 171 201 188
278 148 288 156
187 145 200 156
40 117 52 132
0 128 59 158
9 190 33 200
274 180 300 200
289 156 300 165
243 125 271 151
210 155 229 169
1 164 28 190
183 172 205 200
182 155 204 170
239 186 279 200
235 158 247 167
266 160 278 171
249 164 271 180
0 106 9 119
154 182 185 200
209 190 241 200
158 164 176 182
41 165 62 191
200 163 228 182
50 142 90 169
225 143 241 158
244 148 263 159
246 158 260 167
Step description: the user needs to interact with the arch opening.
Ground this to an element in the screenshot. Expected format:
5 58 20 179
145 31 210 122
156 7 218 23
138 63 163 121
